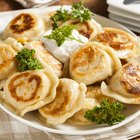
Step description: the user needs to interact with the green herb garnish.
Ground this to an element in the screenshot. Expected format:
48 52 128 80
51 6 69 29
71 1 92 22
51 1 92 29
84 99 125 126
46 25 83 46
15 48 43 72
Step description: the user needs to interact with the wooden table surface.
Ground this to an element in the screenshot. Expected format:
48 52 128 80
0 0 139 139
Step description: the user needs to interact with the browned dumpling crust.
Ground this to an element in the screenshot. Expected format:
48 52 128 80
62 19 103 40
69 42 121 85
39 78 86 125
4 69 59 116
120 63 140 95
3 13 45 42
0 43 17 80
95 27 137 59
101 62 140 104
25 41 63 77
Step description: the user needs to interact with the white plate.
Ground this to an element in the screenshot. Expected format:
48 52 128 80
108 6 140 21
0 6 140 135
107 0 140 15
109 13 140 33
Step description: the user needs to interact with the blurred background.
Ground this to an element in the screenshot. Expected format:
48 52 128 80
0 0 108 17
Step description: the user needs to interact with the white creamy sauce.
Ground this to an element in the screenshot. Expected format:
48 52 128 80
41 30 88 63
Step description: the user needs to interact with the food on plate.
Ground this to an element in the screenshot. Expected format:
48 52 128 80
126 55 140 63
39 78 86 125
69 86 114 125
42 25 88 63
95 27 137 59
51 1 92 29
2 37 23 51
101 62 140 104
25 41 63 77
69 42 121 85
3 69 59 116
0 1 140 127
0 42 17 80
50 1 103 40
0 79 6 91
62 19 103 40
3 13 45 42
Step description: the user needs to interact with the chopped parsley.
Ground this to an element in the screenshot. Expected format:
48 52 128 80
71 1 92 22
84 99 125 126
51 1 92 29
51 6 69 29
46 25 82 46
15 48 43 72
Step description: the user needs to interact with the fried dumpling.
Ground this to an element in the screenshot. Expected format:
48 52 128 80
0 79 6 91
69 42 122 85
2 37 23 52
101 62 140 104
3 13 45 42
95 27 137 59
39 78 86 125
3 68 59 116
126 56 140 64
126 38 140 63
25 41 63 77
62 19 103 40
69 86 114 125
42 11 56 31
0 42 17 80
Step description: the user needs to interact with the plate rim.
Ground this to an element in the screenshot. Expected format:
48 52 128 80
0 103 140 135
0 5 140 135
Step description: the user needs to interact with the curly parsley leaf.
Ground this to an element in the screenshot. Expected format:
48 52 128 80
84 99 125 126
46 25 76 46
51 6 69 29
50 1 92 29
15 48 43 72
71 1 92 22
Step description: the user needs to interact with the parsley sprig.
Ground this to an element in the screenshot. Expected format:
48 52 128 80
15 48 43 72
51 1 92 29
71 1 92 22
51 6 69 29
84 99 125 126
46 25 83 46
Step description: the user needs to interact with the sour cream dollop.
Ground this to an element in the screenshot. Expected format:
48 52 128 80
41 29 88 63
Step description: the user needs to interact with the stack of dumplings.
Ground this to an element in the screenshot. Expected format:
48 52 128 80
0 9 140 127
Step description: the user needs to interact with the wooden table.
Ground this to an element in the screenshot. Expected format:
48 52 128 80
0 0 139 139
